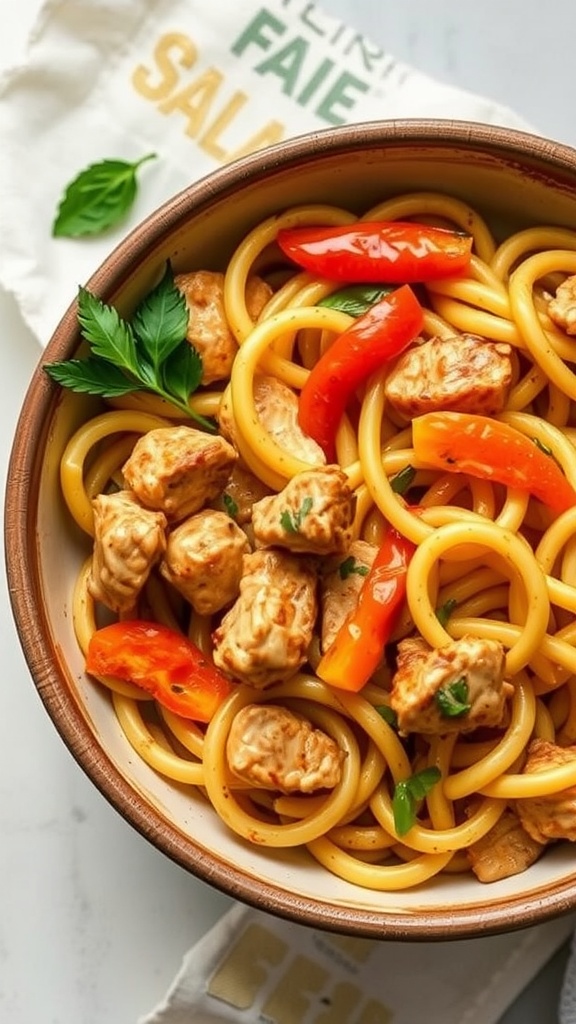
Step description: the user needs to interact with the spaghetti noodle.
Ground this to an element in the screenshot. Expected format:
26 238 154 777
56 190 576 891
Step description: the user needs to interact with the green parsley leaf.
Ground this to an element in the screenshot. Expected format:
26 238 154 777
436 597 457 628
132 263 189 374
44 357 139 397
223 493 239 519
390 465 416 495
44 272 214 430
52 153 157 238
339 555 369 580
375 704 398 729
435 676 471 718
280 496 313 533
77 286 140 376
318 284 395 317
392 766 441 836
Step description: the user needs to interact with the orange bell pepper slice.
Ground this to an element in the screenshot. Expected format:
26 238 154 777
86 620 233 721
317 527 415 693
412 411 576 517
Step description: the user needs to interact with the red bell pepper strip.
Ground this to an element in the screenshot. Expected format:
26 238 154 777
412 412 576 517
298 284 423 461
277 221 472 283
86 620 233 722
316 527 415 693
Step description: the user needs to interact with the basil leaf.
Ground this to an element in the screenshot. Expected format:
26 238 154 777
392 766 441 836
435 677 471 718
132 264 189 372
44 358 139 397
436 597 457 628
319 284 395 317
390 465 416 495
339 555 369 580
52 154 157 238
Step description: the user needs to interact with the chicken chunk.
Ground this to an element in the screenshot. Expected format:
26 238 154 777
516 739 576 843
226 703 345 794
159 509 250 616
210 463 272 526
467 808 545 883
252 466 354 556
384 333 513 419
389 634 509 735
212 548 317 687
174 270 272 384
217 375 326 466
88 490 167 613
320 540 378 652
122 425 237 522
547 275 576 335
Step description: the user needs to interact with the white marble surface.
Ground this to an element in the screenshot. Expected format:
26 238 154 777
1 2 576 1022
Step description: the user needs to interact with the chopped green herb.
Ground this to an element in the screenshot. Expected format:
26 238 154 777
435 676 471 718
338 555 369 581
318 284 395 318
223 493 239 519
44 265 213 430
390 464 416 495
280 496 313 533
392 766 441 836
52 153 157 238
375 704 398 729
436 597 457 628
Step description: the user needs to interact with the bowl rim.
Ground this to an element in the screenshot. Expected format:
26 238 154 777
7 117 576 940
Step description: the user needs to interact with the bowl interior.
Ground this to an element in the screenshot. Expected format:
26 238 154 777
8 120 576 939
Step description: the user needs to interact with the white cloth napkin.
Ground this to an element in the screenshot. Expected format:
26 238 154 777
1 1 574 1021
0 0 533 347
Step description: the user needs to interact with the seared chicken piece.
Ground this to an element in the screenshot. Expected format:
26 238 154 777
174 270 272 384
516 739 576 843
384 333 513 419
390 634 509 735
88 490 167 614
210 463 273 526
122 426 237 522
467 808 545 883
226 703 345 794
212 548 317 687
252 466 354 556
320 539 378 652
547 275 576 335
217 374 326 466
159 509 250 616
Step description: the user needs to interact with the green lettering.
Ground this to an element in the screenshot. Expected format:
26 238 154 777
315 70 369 125
231 9 286 58
255 37 309 96
297 57 334 105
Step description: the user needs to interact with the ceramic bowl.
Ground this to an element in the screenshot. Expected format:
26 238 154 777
7 119 576 940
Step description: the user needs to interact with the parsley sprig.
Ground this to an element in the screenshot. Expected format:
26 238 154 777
338 555 369 580
280 496 313 533
44 264 213 430
435 677 471 718
392 766 441 836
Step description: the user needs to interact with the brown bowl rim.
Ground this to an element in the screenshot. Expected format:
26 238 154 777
6 117 576 940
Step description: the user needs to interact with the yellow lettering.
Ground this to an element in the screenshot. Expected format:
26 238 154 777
159 68 224 138
262 955 328 1023
199 91 249 160
207 923 287 1010
226 120 285 161
132 32 196 101
321 934 375 965
314 980 360 1024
